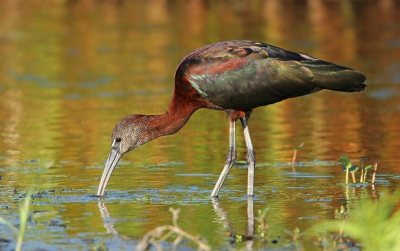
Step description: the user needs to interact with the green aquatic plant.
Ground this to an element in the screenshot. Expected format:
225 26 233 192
362 164 374 183
0 162 55 251
339 156 377 185
257 208 305 249
315 193 400 251
313 205 352 250
92 241 108 251
257 208 270 239
359 157 366 183
359 157 374 183
291 142 305 166
371 163 378 184
284 227 304 250
350 165 359 184
0 189 33 251
338 155 358 184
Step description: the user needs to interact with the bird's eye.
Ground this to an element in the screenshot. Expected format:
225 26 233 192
116 138 122 143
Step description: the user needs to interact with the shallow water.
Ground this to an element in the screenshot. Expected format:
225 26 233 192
0 0 400 250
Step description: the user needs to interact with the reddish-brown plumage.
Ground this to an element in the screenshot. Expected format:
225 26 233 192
172 63 224 112
186 57 249 77
225 110 250 122
96 40 366 197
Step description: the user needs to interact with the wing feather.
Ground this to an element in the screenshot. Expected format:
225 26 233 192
175 40 366 111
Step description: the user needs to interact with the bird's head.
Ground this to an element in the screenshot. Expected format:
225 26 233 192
96 115 148 196
110 115 145 154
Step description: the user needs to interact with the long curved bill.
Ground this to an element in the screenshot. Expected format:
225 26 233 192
97 146 122 196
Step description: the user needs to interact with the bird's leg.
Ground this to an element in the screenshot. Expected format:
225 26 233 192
247 195 255 236
211 119 237 197
240 115 255 197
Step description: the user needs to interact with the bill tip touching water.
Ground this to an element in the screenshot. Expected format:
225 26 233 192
96 40 366 197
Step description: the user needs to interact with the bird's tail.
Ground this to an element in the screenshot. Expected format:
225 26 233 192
304 60 367 93
341 82 366 92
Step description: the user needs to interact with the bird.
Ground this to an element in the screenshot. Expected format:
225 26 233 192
96 40 366 197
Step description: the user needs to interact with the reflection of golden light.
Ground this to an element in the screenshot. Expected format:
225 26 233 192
144 0 171 79
2 90 22 166
2 90 23 138
3 90 22 134
146 0 169 25
262 0 285 43
174 0 206 47
308 0 356 62
379 0 394 9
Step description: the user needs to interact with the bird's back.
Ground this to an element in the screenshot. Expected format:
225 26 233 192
175 40 366 111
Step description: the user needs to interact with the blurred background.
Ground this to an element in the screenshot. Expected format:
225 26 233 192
0 0 399 250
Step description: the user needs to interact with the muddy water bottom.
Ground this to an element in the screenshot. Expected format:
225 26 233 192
0 161 396 251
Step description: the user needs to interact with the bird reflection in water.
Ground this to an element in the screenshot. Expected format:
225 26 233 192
98 197 256 250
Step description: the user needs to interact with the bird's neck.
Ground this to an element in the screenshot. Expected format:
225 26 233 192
137 94 199 145
136 80 222 146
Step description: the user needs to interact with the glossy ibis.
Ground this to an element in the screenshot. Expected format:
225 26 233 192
97 40 366 197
